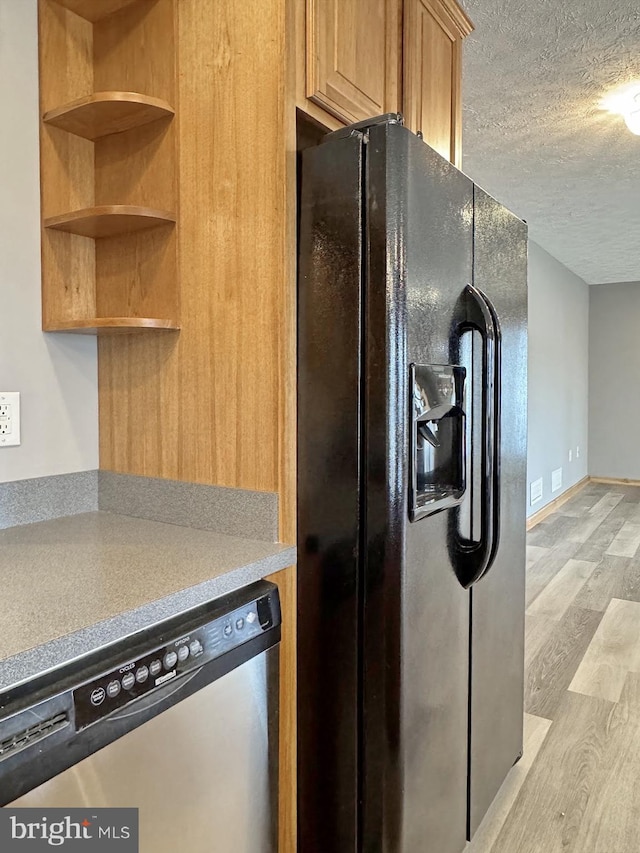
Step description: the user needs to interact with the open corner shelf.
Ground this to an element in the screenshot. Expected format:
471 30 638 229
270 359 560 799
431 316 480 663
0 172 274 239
51 0 141 23
43 92 174 141
44 205 176 239
45 318 180 335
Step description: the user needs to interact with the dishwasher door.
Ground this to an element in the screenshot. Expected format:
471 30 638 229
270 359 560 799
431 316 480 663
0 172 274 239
12 646 278 853
3 581 280 853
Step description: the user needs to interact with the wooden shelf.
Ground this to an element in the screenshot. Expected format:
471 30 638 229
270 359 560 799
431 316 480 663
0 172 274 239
43 92 174 141
44 205 176 239
51 0 142 22
45 318 180 334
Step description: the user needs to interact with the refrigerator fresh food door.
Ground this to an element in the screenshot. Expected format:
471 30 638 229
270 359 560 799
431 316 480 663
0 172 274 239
468 185 527 838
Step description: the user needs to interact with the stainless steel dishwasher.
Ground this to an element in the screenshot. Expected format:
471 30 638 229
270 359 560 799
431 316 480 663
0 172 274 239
0 580 280 852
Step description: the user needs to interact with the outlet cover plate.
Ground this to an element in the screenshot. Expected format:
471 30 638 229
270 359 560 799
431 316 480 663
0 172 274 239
552 467 562 493
0 392 20 447
530 478 543 505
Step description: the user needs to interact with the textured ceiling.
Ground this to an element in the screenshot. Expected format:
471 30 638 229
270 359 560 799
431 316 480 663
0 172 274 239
460 0 640 284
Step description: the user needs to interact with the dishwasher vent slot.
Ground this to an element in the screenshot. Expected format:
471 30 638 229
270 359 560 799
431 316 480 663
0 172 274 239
0 713 68 759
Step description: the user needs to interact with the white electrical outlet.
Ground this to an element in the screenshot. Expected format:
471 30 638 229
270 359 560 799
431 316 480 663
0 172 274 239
0 392 20 447
530 478 543 505
569 449 573 462
576 446 580 459
552 467 562 492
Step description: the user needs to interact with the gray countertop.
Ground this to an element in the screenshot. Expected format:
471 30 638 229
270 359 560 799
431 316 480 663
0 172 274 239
0 511 295 694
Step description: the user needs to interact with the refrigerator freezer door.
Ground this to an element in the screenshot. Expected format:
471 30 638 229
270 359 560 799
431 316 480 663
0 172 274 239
297 133 364 853
362 123 473 853
468 186 528 838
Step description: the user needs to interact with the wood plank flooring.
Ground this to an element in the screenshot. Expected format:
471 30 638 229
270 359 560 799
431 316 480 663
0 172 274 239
468 482 640 853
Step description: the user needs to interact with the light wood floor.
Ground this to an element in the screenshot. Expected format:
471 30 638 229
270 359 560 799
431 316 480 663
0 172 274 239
468 482 640 853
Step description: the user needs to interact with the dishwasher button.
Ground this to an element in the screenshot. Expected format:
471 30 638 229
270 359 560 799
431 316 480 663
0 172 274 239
246 611 257 625
121 673 135 691
136 666 149 683
189 640 203 656
235 618 245 631
163 651 178 670
223 623 233 638
149 660 162 677
106 680 121 699
90 687 106 706
177 645 189 662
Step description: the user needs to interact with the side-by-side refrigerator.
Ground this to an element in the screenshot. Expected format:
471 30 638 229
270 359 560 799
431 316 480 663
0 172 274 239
297 115 528 853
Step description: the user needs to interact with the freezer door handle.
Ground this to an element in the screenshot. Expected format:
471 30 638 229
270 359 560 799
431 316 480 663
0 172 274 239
451 284 501 588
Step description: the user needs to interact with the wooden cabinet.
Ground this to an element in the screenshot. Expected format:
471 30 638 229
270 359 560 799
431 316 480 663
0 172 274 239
304 0 401 125
299 0 472 165
39 0 179 334
403 0 472 166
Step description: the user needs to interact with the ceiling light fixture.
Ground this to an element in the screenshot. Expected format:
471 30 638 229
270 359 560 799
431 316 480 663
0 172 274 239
601 83 640 136
623 94 640 135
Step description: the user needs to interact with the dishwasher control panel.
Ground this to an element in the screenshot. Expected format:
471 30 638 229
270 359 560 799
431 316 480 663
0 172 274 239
74 592 276 730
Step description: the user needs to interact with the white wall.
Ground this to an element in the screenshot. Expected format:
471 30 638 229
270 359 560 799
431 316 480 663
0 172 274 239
527 241 589 515
0 0 98 483
589 282 640 480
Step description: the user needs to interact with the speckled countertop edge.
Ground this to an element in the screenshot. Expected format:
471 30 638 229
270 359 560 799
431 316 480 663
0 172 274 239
0 511 295 695
0 547 294 695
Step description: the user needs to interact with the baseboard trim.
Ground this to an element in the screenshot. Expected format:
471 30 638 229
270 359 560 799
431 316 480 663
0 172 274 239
526 475 590 531
590 476 640 487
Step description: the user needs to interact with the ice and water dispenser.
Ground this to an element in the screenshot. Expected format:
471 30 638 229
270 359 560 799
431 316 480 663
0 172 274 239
409 363 467 522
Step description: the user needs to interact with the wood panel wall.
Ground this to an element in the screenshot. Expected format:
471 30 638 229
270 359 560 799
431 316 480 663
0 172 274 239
97 0 297 849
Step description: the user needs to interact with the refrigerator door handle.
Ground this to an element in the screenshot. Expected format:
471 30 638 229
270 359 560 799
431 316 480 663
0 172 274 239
452 284 502 588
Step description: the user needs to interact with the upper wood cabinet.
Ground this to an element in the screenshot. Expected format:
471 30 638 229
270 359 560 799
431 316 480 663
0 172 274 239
305 0 401 125
39 0 179 334
299 0 473 163
403 0 473 166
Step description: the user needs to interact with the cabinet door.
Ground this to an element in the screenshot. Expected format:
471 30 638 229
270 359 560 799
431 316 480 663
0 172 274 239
403 0 472 166
306 0 400 125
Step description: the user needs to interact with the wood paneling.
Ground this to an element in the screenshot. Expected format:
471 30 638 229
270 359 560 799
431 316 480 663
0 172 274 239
99 0 289 491
97 1 297 848
305 0 400 124
92 0 177 101
403 0 472 166
39 1 94 114
95 229 178 323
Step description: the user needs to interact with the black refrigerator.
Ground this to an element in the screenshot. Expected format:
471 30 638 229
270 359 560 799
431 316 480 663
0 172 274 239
297 115 528 853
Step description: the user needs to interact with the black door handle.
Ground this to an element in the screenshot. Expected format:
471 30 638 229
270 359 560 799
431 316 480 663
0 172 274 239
449 284 501 589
